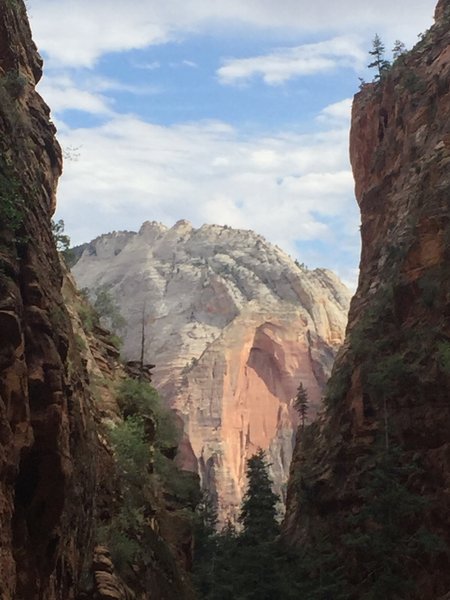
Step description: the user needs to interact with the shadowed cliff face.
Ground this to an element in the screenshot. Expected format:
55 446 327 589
0 1 100 598
284 2 450 597
72 222 350 520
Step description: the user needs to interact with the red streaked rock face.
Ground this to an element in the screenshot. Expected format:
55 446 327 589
73 223 350 520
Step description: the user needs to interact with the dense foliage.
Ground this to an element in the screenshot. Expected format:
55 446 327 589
193 439 446 599
100 379 199 583
193 450 284 600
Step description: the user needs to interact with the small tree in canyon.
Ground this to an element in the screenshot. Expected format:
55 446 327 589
239 449 280 543
294 382 309 430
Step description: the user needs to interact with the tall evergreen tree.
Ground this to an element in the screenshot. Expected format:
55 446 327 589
293 382 309 430
239 449 280 543
368 34 390 79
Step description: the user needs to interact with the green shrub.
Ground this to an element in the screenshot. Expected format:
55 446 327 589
108 333 123 350
117 379 180 448
93 284 125 332
74 333 87 353
342 445 446 598
117 378 160 416
0 166 25 235
418 271 440 308
326 363 352 407
154 449 201 508
78 303 98 332
105 529 141 572
109 416 150 486
437 341 450 375
366 352 410 397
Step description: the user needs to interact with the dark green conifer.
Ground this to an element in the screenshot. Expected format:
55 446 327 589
293 382 309 430
239 448 280 543
368 34 390 79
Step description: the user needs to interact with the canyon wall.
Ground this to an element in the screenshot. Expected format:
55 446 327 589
72 223 351 519
0 3 197 597
0 1 97 597
284 1 450 597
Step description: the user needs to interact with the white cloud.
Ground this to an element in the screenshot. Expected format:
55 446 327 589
53 114 358 283
182 60 198 68
217 37 365 85
132 60 161 71
28 0 436 69
316 98 353 126
38 74 113 115
37 73 162 117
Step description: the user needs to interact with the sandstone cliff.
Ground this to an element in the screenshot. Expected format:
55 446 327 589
284 2 450 597
72 222 350 519
0 3 198 598
62 274 197 600
0 1 97 597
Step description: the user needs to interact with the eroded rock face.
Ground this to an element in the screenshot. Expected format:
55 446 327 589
0 1 98 597
62 273 198 600
284 4 450 597
72 222 350 519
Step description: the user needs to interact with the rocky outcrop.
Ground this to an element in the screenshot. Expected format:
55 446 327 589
0 1 99 597
284 3 450 598
62 271 198 600
89 546 135 600
72 222 350 519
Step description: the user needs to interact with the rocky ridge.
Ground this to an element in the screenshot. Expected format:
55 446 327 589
72 221 351 519
284 1 450 597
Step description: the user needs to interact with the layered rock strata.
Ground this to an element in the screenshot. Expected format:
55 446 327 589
0 3 197 598
63 269 198 600
72 223 350 519
284 2 450 597
0 1 97 597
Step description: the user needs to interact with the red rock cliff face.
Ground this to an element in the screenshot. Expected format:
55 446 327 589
284 2 450 597
72 223 350 522
0 2 98 597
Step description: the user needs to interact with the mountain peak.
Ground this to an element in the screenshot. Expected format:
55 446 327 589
73 221 350 519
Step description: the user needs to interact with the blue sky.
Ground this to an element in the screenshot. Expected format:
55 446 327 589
27 0 436 288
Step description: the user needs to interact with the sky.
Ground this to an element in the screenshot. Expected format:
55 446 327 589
27 0 437 288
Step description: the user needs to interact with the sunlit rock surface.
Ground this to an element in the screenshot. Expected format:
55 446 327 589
73 222 350 519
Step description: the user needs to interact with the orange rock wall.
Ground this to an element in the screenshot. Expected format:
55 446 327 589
174 310 332 520
284 2 450 597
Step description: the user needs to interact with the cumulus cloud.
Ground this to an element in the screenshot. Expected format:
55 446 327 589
316 98 353 126
38 74 113 115
217 37 365 85
28 0 435 68
37 73 162 116
53 113 359 283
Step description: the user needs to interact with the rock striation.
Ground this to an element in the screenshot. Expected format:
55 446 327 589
72 222 350 519
0 1 98 597
0 3 198 598
284 2 450 597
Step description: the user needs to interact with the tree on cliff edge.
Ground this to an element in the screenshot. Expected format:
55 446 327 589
368 34 390 79
294 382 309 430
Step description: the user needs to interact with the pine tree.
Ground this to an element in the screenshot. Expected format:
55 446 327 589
239 449 280 543
392 39 407 60
368 34 390 79
342 445 446 598
294 382 309 430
